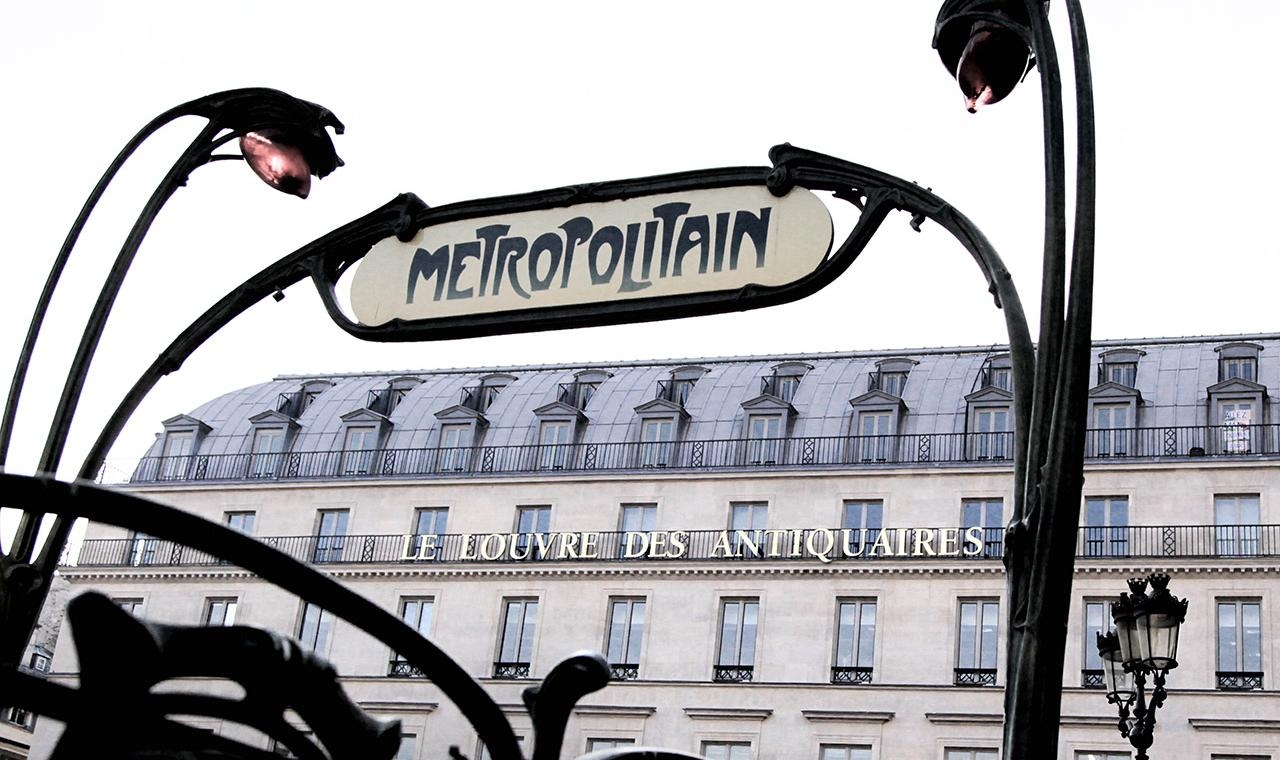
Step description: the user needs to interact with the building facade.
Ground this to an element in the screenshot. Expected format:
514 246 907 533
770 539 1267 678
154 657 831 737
37 334 1280 759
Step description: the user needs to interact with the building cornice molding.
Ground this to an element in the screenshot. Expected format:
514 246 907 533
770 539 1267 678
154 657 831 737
925 712 1003 725
683 707 772 721
801 709 894 724
573 705 657 718
359 701 438 714
1188 717 1280 732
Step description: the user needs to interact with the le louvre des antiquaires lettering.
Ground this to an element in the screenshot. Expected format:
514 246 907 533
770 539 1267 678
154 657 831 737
350 185 834 325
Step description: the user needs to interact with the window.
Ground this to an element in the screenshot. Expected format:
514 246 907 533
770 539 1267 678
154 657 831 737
1216 398 1257 454
159 431 195 480
224 511 256 535
1082 600 1107 687
702 741 752 760
27 650 50 673
515 505 552 559
250 427 286 477
391 597 434 676
588 738 636 752
986 365 1011 391
129 532 159 565
1083 496 1129 557
832 599 876 683
728 502 768 557
874 371 908 396
605 597 646 680
297 602 334 654
714 598 759 682
1092 403 1131 456
1215 494 1260 557
1217 600 1263 690
495 598 538 678
4 706 34 731
313 509 350 563
1075 752 1130 760
775 374 800 402
410 507 449 559
342 426 378 475
537 420 571 469
1102 362 1137 387
842 500 884 555
973 407 1010 460
962 498 1004 558
854 410 893 462
204 597 238 626
1222 356 1258 382
640 418 675 467
438 423 472 471
668 378 696 405
746 414 783 465
944 749 998 760
956 599 999 686
820 746 872 760
476 735 525 760
395 734 418 760
114 598 143 615
620 503 657 533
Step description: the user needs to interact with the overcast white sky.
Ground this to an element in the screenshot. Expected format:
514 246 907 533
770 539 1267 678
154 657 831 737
1 1 1277 497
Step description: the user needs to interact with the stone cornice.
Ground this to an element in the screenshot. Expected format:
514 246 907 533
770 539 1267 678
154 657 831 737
573 705 657 718
683 707 772 721
926 712 1003 725
1188 717 1280 732
359 701 438 713
801 710 894 724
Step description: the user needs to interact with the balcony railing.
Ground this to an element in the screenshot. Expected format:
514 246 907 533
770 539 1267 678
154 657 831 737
1081 669 1104 688
954 668 997 687
830 666 872 684
492 661 530 679
72 524 1280 569
129 423 1280 485
388 659 427 678
712 665 754 683
609 663 640 681
1216 671 1264 691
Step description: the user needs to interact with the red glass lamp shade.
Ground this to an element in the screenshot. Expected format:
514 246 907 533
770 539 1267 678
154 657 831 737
240 130 313 198
933 0 1035 112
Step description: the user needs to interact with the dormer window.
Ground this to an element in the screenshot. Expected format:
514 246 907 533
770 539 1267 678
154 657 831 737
656 365 709 407
980 354 1013 391
277 379 334 419
868 358 917 398
760 362 811 404
156 414 211 480
338 407 392 476
367 376 423 417
1096 349 1144 388
1218 343 1261 382
461 373 517 413
246 410 299 479
740 394 796 466
559 369 613 410
1207 343 1266 453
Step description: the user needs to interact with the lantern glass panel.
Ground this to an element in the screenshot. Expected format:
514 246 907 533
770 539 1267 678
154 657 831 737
1101 651 1133 701
1145 612 1181 670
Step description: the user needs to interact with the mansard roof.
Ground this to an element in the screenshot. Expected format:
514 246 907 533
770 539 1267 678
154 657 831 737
140 333 1280 459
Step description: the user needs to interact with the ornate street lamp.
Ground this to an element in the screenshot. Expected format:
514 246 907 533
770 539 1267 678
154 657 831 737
1096 574 1189 760
0 88 344 668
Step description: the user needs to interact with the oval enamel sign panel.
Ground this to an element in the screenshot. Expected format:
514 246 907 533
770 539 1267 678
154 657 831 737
349 185 833 326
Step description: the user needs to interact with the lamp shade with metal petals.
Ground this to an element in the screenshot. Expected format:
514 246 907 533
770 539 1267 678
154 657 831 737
240 130 313 198
1135 573 1188 671
1096 630 1134 703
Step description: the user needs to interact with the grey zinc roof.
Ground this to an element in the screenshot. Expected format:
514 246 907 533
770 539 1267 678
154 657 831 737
143 333 1280 459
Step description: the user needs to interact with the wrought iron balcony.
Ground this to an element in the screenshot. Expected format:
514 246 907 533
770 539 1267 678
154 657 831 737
1081 669 1104 688
129 423 1280 485
954 668 997 686
712 665 753 683
830 666 872 684
1216 671 1264 691
388 659 427 678
72 524 1280 569
492 661 530 679
609 663 640 681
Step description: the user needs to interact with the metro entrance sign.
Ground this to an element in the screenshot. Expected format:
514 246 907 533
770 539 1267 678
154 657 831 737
351 185 833 326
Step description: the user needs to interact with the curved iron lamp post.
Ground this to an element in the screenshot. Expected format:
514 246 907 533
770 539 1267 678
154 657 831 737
1096 575 1189 760
0 87 343 668
934 1 1097 755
